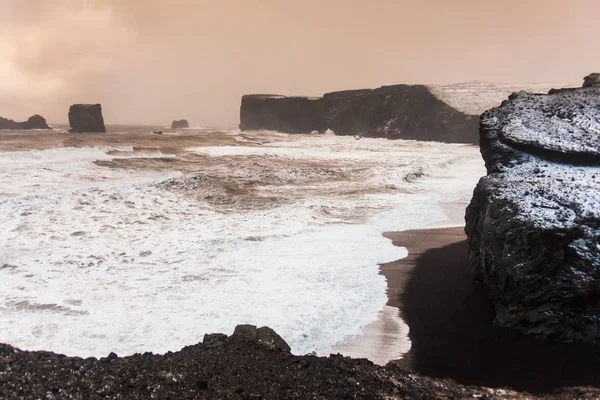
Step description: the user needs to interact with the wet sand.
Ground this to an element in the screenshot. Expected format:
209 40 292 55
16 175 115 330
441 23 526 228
385 227 600 394
330 229 465 365
329 305 410 365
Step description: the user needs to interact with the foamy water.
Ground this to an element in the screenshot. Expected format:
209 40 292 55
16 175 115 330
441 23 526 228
0 129 484 360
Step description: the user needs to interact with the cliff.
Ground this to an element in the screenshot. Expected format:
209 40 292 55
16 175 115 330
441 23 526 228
1 324 597 399
240 95 326 134
465 76 600 343
0 114 51 130
240 85 480 143
68 104 106 133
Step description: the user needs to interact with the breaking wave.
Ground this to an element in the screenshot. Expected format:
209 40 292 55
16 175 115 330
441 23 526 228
0 130 484 359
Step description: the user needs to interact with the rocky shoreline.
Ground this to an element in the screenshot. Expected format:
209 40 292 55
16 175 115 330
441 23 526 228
4 78 600 398
387 228 600 393
465 76 600 343
2 324 600 399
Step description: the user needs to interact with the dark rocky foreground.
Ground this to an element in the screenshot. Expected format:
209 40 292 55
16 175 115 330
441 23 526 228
465 76 600 343
0 114 51 130
240 85 479 143
2 324 599 400
171 119 190 129
68 104 106 133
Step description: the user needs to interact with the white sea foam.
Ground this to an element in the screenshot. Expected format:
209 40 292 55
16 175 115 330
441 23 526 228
0 133 484 359
0 146 179 197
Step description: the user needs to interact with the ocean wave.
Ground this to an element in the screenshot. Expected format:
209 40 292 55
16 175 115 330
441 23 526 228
0 133 484 360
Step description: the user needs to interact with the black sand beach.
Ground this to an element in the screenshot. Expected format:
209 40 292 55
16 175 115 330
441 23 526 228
384 227 600 393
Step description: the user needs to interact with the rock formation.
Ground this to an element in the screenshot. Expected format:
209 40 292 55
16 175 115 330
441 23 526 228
240 95 327 134
0 114 51 130
171 119 189 129
231 324 292 352
1 324 597 399
68 104 106 133
583 72 600 88
465 75 600 343
240 85 481 143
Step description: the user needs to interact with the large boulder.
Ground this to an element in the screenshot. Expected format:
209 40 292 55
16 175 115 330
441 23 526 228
231 324 258 341
201 325 291 353
68 104 106 133
171 119 189 129
229 324 291 352
255 326 292 352
0 114 51 130
240 85 480 143
465 76 600 343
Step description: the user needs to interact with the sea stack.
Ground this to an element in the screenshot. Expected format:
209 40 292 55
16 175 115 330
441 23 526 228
68 104 106 133
171 119 189 129
0 114 51 130
465 74 600 343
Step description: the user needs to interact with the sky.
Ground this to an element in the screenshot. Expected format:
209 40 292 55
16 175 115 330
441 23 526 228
0 0 598 126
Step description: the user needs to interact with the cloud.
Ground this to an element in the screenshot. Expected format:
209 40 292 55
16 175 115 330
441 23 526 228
0 1 135 121
0 0 597 125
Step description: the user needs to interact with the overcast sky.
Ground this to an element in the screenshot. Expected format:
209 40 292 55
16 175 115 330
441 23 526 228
0 0 597 126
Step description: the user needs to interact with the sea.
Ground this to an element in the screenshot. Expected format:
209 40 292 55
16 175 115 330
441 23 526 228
0 125 485 362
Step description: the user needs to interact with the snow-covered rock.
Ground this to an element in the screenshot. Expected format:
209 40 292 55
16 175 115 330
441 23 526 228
465 76 600 343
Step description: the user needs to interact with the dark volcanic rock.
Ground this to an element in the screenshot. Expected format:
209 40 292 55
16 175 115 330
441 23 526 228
0 114 51 130
231 324 258 341
68 104 106 133
583 72 600 88
240 95 327 133
19 115 51 130
171 119 189 129
256 326 292 352
240 85 480 143
227 325 291 352
323 86 479 142
0 116 14 130
465 79 600 343
202 333 227 347
1 327 597 399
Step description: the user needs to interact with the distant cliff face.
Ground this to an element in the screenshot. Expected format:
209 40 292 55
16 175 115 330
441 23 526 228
240 95 326 134
68 104 106 133
0 115 51 130
465 77 600 343
240 85 480 143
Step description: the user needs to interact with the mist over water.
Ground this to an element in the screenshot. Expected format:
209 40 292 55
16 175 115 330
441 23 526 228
0 128 484 359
